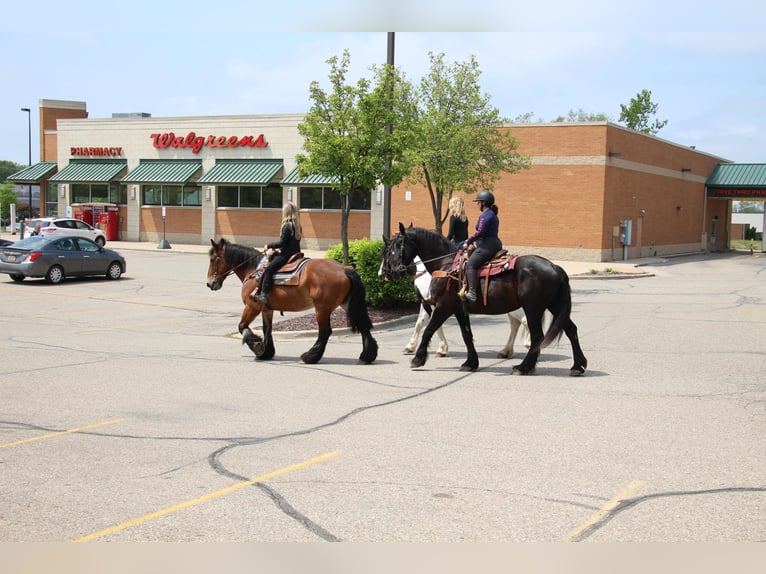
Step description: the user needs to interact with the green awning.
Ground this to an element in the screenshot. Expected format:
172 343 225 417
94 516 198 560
7 161 58 183
281 165 337 186
121 160 202 184
707 163 766 198
48 160 127 183
198 159 283 185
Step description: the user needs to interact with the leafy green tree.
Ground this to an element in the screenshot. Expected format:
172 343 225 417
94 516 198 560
0 160 26 183
403 52 531 232
297 50 413 264
619 89 668 135
552 108 611 122
0 182 19 226
733 201 764 213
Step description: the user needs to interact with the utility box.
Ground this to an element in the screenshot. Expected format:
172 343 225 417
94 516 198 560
619 219 633 245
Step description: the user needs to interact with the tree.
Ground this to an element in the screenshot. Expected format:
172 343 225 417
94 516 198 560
619 89 668 135
733 201 765 213
297 50 413 264
0 182 19 226
403 52 530 232
552 108 611 122
0 160 26 183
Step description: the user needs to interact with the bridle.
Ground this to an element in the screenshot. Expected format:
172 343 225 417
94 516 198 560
384 233 457 278
209 246 261 283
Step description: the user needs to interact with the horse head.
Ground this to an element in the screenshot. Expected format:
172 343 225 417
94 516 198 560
206 238 229 290
381 223 418 280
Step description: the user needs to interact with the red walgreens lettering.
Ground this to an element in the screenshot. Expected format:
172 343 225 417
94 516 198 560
150 132 268 154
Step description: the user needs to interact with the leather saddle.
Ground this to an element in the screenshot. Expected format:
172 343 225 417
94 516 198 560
250 251 311 290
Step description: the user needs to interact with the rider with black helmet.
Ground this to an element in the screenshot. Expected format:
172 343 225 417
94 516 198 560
461 189 501 303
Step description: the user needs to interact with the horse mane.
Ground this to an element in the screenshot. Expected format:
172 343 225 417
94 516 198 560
405 226 454 254
214 238 260 270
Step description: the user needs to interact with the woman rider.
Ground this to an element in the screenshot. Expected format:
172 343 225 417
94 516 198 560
462 190 501 303
251 201 303 307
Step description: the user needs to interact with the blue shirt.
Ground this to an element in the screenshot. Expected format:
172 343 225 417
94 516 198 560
466 209 499 245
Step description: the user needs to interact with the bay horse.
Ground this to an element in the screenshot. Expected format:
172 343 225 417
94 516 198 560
206 238 378 365
381 223 587 376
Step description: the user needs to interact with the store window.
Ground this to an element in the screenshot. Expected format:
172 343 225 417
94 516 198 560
142 184 202 206
217 183 282 208
110 183 128 205
299 186 370 210
46 183 58 217
72 183 109 204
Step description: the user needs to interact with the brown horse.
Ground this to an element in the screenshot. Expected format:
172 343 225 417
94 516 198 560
206 238 378 364
381 223 587 376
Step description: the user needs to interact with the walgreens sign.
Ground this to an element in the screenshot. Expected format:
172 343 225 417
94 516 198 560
150 131 268 154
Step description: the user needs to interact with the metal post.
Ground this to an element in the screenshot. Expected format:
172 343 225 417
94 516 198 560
382 32 395 238
20 107 32 238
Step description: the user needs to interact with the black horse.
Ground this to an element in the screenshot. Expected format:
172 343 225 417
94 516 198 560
381 223 587 376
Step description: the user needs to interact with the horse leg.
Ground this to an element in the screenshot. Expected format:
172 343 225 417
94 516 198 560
239 307 265 358
564 318 588 376
301 310 332 364
434 325 449 357
497 310 522 358
512 311 545 375
406 304 448 357
454 309 479 371
411 306 452 369
257 310 276 360
404 306 427 354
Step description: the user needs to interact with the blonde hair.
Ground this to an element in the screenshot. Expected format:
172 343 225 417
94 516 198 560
448 196 467 222
282 201 303 241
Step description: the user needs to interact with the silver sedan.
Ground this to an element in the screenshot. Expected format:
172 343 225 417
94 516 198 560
0 235 126 284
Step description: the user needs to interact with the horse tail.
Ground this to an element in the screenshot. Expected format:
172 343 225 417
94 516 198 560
536 265 572 350
344 268 373 334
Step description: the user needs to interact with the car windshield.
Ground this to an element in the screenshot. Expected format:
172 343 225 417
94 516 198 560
8 236 48 249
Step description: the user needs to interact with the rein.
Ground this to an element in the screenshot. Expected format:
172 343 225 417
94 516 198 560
213 249 262 281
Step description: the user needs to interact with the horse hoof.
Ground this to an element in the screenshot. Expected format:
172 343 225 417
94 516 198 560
570 367 586 377
459 365 476 372
496 351 510 359
511 366 535 375
435 351 447 358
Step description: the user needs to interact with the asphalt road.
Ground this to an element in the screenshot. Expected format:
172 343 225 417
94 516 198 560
0 248 763 543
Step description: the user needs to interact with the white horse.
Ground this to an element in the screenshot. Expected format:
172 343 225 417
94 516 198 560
380 257 537 358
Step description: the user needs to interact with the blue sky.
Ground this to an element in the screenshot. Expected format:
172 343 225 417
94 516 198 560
2 1 765 166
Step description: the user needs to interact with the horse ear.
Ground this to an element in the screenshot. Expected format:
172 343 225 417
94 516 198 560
382 235 389 245
408 222 414 228
398 222 406 235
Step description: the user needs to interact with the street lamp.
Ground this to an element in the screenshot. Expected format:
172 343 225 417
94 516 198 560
20 107 32 238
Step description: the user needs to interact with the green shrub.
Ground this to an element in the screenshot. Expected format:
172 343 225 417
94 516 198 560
326 239 418 308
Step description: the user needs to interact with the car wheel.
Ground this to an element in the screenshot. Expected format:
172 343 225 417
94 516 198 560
10 274 25 282
46 265 65 284
106 262 122 280
95 236 106 247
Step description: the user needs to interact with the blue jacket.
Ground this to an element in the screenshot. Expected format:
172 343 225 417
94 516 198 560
465 209 499 247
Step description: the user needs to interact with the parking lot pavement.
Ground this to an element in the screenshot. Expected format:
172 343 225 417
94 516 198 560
0 247 763 542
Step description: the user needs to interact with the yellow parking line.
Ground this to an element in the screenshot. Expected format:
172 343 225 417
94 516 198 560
72 450 340 542
0 418 125 449
563 480 647 542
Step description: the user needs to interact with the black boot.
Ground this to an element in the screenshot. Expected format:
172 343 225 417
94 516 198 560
464 267 478 302
252 291 269 305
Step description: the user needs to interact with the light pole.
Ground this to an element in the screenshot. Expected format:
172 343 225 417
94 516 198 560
20 107 32 238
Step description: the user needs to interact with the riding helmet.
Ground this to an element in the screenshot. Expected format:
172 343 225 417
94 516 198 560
474 189 495 204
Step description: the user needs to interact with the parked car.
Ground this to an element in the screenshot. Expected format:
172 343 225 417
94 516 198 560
26 217 107 246
0 235 126 284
